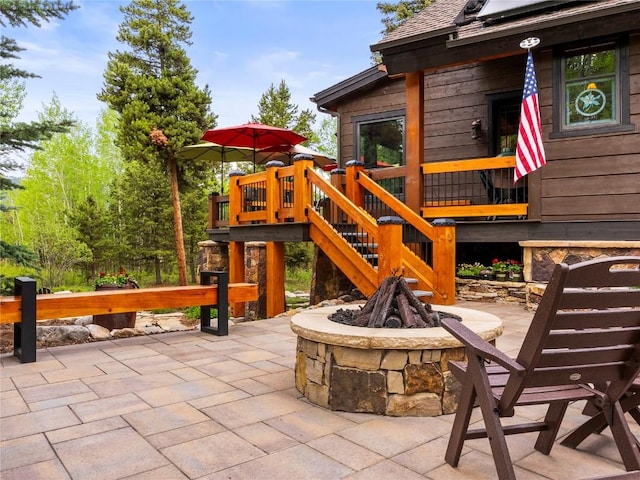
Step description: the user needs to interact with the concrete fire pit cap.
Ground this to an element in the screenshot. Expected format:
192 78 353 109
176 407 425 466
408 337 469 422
290 304 504 350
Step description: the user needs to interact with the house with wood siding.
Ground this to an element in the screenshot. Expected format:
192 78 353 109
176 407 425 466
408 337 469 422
311 0 640 280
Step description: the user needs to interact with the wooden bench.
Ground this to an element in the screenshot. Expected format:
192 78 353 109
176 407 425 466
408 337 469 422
0 272 258 363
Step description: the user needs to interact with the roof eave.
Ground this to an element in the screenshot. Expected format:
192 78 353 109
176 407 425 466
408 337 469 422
447 3 640 48
311 66 389 111
371 26 457 53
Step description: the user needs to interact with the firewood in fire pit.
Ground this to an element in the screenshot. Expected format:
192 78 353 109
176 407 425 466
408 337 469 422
327 275 461 328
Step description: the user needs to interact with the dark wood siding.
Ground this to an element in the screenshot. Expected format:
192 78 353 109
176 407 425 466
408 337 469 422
423 56 525 162
539 37 640 221
337 81 406 163
337 34 639 225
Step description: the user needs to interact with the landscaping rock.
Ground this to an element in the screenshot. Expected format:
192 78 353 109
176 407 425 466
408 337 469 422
36 325 91 344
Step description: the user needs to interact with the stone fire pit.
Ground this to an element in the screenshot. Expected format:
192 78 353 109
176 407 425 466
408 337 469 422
291 304 503 417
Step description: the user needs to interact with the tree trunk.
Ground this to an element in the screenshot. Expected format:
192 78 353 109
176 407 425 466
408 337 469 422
169 157 188 286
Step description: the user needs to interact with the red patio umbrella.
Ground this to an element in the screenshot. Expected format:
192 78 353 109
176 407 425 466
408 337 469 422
200 123 307 171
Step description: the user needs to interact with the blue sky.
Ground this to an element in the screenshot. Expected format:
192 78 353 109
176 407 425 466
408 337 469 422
8 0 384 131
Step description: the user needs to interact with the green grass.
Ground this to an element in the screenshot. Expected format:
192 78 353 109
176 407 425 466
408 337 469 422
285 266 312 292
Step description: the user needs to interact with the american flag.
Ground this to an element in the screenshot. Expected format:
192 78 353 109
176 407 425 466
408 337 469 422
514 51 546 182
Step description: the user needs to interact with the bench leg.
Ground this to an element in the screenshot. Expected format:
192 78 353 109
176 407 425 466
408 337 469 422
14 277 37 363
200 271 229 336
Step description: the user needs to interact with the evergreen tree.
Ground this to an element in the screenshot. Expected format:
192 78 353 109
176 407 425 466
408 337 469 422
5 97 110 287
311 116 338 159
0 0 77 267
376 0 432 35
111 158 175 285
251 79 317 145
98 0 216 286
0 0 77 186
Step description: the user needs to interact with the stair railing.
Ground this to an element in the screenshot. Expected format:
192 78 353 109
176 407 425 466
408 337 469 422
342 161 455 304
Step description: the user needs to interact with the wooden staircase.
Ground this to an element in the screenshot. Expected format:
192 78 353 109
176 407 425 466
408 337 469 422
334 223 432 300
305 164 454 304
223 157 456 316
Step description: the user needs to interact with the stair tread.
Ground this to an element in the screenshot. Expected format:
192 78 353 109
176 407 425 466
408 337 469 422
411 290 433 297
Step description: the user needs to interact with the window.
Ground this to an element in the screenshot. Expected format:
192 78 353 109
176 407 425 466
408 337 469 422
564 43 617 128
354 111 404 170
553 36 631 137
488 93 520 156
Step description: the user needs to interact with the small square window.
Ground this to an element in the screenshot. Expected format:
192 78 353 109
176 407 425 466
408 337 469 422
357 116 404 169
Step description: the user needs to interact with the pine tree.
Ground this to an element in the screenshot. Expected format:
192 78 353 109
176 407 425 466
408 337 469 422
376 0 432 35
251 79 317 145
0 0 77 266
98 0 216 286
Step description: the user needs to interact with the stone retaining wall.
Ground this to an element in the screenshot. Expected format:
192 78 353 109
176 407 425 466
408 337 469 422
295 336 465 416
455 278 526 305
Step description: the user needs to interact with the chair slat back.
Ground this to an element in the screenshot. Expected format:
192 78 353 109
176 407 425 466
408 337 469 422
499 256 640 411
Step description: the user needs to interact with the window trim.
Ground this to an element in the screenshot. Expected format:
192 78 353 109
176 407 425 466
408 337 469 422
352 109 405 168
551 35 632 139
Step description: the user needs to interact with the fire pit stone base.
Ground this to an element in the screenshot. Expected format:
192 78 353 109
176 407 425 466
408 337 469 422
291 305 503 417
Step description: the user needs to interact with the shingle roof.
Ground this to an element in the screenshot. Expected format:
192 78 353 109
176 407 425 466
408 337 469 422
371 0 640 51
372 0 467 50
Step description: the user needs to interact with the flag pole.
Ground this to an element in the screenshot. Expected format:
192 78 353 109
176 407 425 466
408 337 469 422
514 36 546 184
519 37 540 50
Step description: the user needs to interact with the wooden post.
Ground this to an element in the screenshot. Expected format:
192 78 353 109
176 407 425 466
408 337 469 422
432 218 456 305
377 216 403 283
266 241 286 317
265 160 283 223
208 192 216 229
228 170 245 317
330 168 346 194
324 168 346 224
293 154 314 222
228 170 243 227
345 160 365 208
405 71 424 214
265 161 286 317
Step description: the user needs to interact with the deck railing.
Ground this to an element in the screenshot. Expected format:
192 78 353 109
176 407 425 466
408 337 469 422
422 156 527 219
208 156 528 229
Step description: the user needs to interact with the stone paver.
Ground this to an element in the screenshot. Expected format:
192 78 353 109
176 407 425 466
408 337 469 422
0 302 636 480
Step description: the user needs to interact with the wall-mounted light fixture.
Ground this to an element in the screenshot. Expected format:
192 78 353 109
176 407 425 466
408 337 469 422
471 119 481 139
587 82 598 90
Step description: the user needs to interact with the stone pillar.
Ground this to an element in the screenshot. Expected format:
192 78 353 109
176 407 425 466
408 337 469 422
197 240 229 277
309 246 354 305
197 240 269 321
245 242 267 320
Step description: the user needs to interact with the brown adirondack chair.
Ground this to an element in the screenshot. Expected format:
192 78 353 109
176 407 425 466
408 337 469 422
561 376 640 449
441 256 640 480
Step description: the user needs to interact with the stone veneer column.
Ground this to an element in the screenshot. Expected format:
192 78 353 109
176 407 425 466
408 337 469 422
245 242 266 320
197 240 267 320
197 240 228 276
520 240 640 310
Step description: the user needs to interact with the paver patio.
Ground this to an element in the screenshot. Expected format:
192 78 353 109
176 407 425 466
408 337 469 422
1 301 637 479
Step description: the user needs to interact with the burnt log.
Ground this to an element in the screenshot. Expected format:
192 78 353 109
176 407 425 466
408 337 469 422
384 315 402 328
397 295 417 328
370 276 398 328
398 278 436 327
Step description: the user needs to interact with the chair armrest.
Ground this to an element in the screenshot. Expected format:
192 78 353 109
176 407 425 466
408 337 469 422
441 317 526 377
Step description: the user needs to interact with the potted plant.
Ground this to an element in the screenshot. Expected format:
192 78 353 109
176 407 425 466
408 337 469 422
456 262 485 279
507 259 524 282
93 268 139 330
491 259 509 281
479 268 495 280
